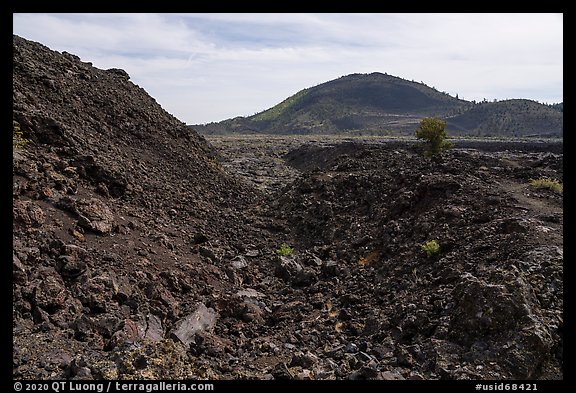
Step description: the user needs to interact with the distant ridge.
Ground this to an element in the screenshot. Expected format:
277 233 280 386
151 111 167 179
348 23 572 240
446 99 563 138
192 72 562 138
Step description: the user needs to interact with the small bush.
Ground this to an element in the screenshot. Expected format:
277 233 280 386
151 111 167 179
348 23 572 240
13 121 30 150
276 243 294 256
529 177 563 193
415 117 453 158
421 240 440 257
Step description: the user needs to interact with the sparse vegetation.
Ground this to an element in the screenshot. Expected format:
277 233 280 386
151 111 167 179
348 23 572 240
253 89 310 122
276 243 294 256
529 177 563 193
206 155 223 170
421 240 440 257
12 121 30 150
415 117 453 158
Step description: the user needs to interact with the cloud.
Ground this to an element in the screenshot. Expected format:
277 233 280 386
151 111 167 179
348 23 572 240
13 13 563 124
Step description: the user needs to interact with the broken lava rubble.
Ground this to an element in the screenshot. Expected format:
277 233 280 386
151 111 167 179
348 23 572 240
13 35 562 381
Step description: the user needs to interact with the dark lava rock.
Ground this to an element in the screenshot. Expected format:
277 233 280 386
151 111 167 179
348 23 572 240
12 35 563 381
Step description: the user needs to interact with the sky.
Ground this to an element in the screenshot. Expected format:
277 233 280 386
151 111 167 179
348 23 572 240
12 13 563 125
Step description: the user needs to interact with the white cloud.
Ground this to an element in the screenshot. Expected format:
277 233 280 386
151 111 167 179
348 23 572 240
13 13 563 124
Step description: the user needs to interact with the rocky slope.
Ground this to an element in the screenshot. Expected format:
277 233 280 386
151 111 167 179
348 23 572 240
13 35 563 381
12 34 270 379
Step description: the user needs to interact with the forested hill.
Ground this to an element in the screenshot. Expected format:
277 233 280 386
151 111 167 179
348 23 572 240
192 72 562 138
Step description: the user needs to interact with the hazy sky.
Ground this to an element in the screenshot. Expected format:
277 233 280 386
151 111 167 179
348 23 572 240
13 13 563 125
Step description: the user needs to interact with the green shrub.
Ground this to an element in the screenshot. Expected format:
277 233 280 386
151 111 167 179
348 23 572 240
421 240 440 257
13 121 30 150
276 243 294 256
415 117 453 158
529 177 563 193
